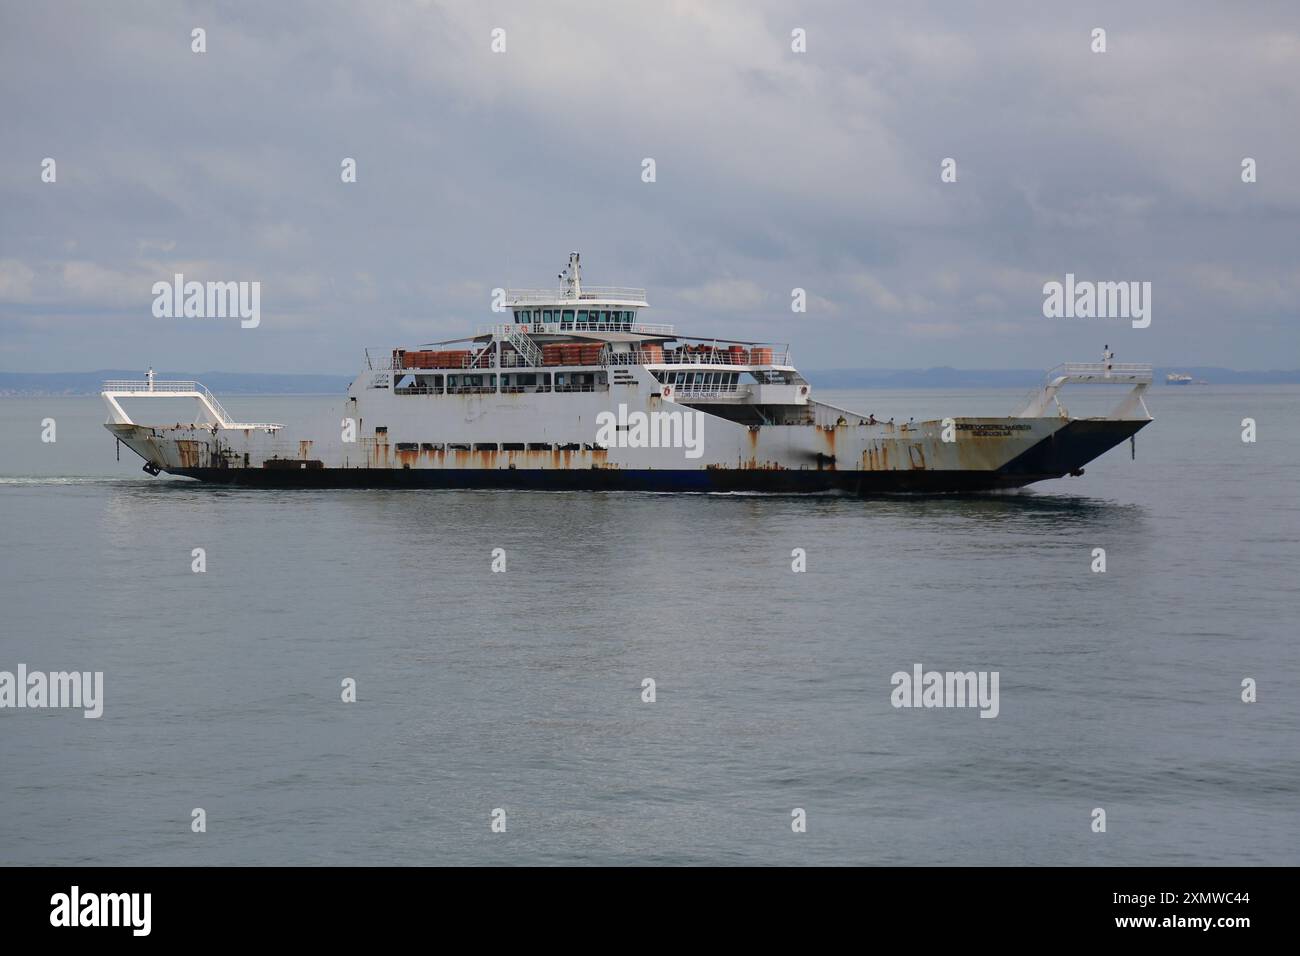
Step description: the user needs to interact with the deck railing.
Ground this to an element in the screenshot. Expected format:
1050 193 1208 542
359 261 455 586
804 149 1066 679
505 286 648 304
100 380 282 430
606 349 791 367
478 320 676 336
1047 362 1153 382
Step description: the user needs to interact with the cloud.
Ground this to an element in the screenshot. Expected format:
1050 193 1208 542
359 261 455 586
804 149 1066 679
676 278 767 311
0 1 1296 372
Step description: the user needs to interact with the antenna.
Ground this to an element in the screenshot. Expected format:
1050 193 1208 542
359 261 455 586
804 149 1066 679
563 251 582 298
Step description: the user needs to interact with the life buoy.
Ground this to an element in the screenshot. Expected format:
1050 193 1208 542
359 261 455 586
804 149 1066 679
799 385 808 395
662 385 673 398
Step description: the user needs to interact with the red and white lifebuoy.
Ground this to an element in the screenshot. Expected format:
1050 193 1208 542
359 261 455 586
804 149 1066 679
799 385 808 395
662 385 673 398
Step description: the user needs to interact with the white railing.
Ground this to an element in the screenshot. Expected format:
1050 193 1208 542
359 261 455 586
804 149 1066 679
1049 362 1153 382
506 286 648 304
1015 362 1154 419
103 379 236 420
103 379 205 394
654 349 791 367
502 325 543 368
478 321 676 336
667 384 750 399
100 380 282 430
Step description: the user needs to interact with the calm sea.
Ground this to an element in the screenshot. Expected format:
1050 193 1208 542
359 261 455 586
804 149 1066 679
1 387 1297 865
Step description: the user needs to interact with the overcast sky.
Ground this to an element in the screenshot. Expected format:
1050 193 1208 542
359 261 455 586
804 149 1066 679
2 1 1298 373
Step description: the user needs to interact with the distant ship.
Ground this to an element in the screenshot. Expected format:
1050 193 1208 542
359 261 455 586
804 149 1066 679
1166 372 1194 385
103 253 1153 493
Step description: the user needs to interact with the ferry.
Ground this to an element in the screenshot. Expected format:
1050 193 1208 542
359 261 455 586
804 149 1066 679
1166 372 1193 385
103 253 1153 493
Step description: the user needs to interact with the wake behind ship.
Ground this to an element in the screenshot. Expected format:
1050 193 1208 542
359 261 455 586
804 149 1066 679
104 253 1153 494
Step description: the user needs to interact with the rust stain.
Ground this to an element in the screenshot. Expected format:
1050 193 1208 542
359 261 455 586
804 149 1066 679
175 439 202 469
343 442 614 471
725 458 786 471
862 442 894 471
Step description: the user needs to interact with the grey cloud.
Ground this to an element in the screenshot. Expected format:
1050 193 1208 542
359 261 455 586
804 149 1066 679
0 0 1296 372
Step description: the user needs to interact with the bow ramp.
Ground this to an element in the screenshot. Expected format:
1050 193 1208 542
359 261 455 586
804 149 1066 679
1015 363 1153 420
101 380 282 431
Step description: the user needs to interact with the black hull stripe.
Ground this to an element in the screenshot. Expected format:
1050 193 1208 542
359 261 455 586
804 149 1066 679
170 467 1051 494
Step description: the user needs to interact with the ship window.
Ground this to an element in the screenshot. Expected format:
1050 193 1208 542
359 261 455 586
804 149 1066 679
543 310 553 322
577 310 589 325
520 310 531 322
562 310 574 325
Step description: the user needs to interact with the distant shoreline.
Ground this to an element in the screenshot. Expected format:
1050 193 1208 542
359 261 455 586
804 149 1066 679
2 366 1298 397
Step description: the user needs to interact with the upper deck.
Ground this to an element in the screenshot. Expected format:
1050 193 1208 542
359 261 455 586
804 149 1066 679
359 252 803 408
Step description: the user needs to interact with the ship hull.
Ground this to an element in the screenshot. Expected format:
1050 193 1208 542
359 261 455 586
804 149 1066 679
146 417 1147 494
103 360 1151 495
